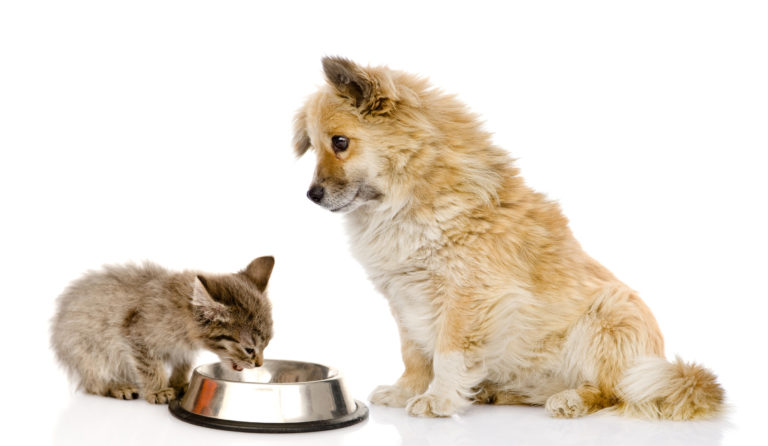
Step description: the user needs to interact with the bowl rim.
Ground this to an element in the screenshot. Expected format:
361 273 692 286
192 359 343 385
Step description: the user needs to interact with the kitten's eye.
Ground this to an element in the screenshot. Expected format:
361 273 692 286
244 347 255 355
331 135 349 153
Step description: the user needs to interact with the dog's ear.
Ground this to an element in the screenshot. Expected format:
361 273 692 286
322 56 397 117
293 108 311 157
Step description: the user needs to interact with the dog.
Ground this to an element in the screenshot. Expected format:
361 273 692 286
293 57 724 419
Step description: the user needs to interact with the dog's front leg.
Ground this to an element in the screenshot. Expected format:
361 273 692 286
405 320 486 417
405 349 484 417
370 332 433 407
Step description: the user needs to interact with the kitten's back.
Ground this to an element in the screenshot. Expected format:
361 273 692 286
50 262 175 385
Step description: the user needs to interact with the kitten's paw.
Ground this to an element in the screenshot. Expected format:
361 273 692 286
108 386 140 400
369 385 415 408
545 389 586 418
406 392 465 417
171 382 189 398
145 388 176 404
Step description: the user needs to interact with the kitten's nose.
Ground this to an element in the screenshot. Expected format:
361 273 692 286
307 185 324 203
254 354 264 367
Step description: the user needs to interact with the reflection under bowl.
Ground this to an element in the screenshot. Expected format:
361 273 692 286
169 360 368 433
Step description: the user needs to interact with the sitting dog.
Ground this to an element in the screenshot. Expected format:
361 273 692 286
293 57 723 419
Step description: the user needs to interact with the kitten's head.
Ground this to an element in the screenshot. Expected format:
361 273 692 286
190 256 275 371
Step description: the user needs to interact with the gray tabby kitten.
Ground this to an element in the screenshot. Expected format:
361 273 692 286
51 256 274 404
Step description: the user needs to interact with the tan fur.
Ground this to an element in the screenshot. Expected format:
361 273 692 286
295 57 724 419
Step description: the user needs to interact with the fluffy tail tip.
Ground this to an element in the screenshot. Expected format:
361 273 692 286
617 356 725 420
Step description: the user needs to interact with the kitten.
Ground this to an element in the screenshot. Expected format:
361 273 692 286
51 256 274 404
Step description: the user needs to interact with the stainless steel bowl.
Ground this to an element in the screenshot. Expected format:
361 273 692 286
169 360 368 433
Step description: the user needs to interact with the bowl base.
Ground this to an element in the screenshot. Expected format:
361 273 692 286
169 399 368 433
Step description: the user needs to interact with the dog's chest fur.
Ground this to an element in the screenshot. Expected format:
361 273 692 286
346 209 447 353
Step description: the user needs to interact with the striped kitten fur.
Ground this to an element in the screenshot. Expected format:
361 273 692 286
51 256 274 404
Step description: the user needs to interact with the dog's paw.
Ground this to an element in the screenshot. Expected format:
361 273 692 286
545 389 586 418
369 385 414 408
406 392 465 417
144 388 176 404
472 383 499 405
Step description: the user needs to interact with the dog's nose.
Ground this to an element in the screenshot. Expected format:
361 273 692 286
307 185 325 203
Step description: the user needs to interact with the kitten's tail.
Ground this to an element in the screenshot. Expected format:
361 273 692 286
612 356 724 420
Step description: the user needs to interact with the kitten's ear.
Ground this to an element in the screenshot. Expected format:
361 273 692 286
191 276 229 322
322 56 398 116
241 256 275 292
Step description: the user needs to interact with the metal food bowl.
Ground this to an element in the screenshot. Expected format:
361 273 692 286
169 360 368 433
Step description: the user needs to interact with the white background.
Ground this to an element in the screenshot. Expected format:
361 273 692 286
1 1 766 445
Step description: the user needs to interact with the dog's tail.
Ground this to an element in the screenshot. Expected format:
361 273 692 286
611 356 724 420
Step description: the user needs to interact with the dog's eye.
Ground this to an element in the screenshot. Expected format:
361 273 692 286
331 135 349 153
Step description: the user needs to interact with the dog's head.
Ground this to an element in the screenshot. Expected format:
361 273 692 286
293 57 428 213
